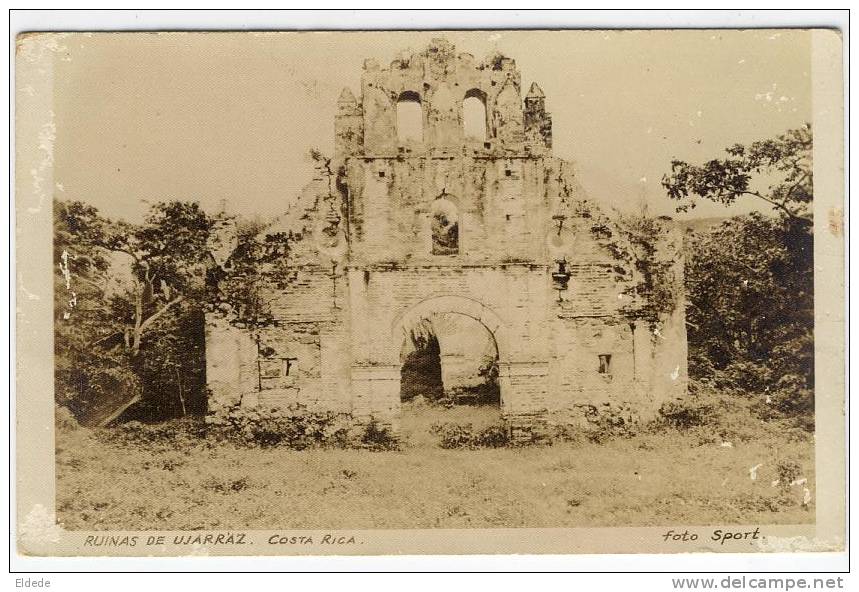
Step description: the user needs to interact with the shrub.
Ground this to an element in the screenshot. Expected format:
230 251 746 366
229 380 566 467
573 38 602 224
98 416 209 448
432 422 475 449
431 422 510 449
582 403 639 443
769 374 814 418
687 350 716 382
790 413 815 433
473 424 509 448
776 460 802 488
208 404 353 450
716 360 773 394
360 419 400 451
657 398 713 429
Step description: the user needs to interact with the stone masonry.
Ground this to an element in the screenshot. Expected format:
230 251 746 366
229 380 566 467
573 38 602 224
205 39 688 431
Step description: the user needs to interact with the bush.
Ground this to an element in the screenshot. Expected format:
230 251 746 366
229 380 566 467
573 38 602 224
207 404 353 449
687 350 716 382
657 398 713 429
790 413 815 433
360 419 400 451
98 407 406 451
715 360 773 394
473 424 509 448
98 416 209 448
770 374 814 417
582 403 639 443
776 460 802 488
431 422 510 449
432 423 475 449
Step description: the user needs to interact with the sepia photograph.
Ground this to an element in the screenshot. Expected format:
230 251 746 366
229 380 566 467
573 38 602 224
14 23 845 560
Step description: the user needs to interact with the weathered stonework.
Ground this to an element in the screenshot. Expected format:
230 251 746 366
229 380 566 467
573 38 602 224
205 39 688 432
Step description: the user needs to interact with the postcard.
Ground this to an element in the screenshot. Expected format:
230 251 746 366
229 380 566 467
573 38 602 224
14 28 845 557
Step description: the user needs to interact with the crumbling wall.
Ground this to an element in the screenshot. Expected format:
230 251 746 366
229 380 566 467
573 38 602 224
344 38 550 160
206 266 352 418
205 38 688 433
343 156 554 266
543 203 689 423
547 318 637 422
205 164 352 420
643 225 689 410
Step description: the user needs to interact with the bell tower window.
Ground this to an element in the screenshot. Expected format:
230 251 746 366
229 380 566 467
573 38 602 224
396 91 423 144
463 89 488 142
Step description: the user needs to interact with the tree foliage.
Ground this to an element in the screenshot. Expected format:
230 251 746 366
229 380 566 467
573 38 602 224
207 219 295 329
54 201 138 419
677 127 815 426
587 209 682 328
208 149 339 330
55 199 215 422
663 125 812 222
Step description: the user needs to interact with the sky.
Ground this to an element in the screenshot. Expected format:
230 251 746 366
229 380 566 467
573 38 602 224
48 30 811 222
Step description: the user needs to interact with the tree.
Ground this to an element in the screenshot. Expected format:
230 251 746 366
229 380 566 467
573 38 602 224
663 125 812 222
114 201 215 358
209 149 341 330
55 199 215 422
684 214 813 418
668 126 815 426
208 217 287 329
54 200 138 420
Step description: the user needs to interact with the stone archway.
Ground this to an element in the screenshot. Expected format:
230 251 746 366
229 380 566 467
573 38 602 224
391 295 509 358
391 295 510 413
400 312 500 406
349 294 539 427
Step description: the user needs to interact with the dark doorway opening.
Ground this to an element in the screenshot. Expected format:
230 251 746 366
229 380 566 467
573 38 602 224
400 321 444 402
399 314 500 406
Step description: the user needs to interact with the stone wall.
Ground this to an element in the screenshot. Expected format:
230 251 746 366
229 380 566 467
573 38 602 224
342 155 559 265
206 264 352 418
341 39 551 157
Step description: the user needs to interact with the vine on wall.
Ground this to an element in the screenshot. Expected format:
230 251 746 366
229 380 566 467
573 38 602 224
587 210 682 330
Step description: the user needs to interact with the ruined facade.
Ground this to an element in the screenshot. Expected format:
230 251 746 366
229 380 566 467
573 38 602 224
205 39 688 432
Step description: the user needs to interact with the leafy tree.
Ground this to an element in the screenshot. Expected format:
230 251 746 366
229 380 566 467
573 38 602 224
130 300 208 419
669 126 815 426
114 201 215 358
685 214 812 389
207 218 294 329
54 200 138 419
55 199 215 422
663 124 812 222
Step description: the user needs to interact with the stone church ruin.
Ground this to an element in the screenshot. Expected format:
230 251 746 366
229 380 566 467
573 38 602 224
205 39 688 434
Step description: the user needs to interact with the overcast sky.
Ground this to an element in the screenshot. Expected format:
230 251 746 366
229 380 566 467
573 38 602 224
49 30 811 222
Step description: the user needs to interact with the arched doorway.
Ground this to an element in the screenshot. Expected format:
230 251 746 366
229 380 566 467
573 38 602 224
397 307 502 446
400 312 500 406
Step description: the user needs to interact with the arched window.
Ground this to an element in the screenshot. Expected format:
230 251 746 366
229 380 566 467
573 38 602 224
431 197 459 256
396 91 423 144
463 89 488 142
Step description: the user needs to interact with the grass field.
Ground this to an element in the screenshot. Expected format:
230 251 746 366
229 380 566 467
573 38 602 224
55 398 814 531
